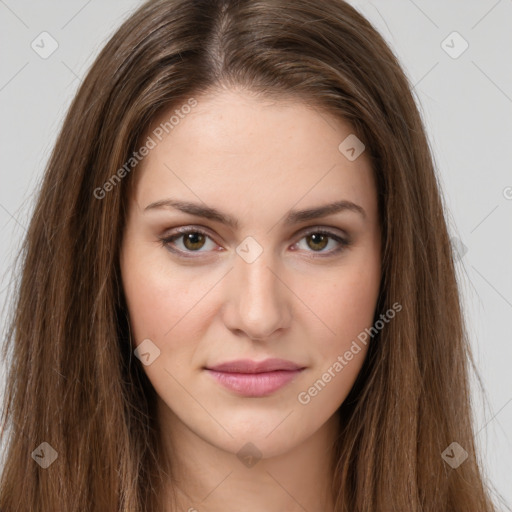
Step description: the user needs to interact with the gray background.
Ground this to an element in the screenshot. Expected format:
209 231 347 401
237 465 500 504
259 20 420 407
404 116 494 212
0 0 511 508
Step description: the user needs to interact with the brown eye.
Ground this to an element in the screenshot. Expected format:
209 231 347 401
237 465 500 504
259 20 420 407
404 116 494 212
182 232 206 251
159 228 218 256
293 229 350 257
305 233 329 251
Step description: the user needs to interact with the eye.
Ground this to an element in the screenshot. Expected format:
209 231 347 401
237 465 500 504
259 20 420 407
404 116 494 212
291 229 349 257
159 226 350 259
159 227 219 256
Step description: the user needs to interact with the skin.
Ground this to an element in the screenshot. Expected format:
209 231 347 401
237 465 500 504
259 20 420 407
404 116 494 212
120 87 381 512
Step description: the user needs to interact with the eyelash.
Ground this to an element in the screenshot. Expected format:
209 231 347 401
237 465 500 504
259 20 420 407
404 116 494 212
158 226 350 259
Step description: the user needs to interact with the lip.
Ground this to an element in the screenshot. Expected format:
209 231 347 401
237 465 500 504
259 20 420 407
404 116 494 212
204 358 306 397
206 358 304 373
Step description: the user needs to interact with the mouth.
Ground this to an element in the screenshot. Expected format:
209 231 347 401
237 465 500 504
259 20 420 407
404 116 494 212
204 358 306 397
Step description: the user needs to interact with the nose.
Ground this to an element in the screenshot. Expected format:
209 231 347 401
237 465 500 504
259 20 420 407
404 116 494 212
221 249 292 341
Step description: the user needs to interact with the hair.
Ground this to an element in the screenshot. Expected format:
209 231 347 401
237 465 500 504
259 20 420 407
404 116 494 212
0 0 500 510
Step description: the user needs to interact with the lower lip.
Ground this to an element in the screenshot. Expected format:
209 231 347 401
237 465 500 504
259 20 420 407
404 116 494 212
205 369 304 397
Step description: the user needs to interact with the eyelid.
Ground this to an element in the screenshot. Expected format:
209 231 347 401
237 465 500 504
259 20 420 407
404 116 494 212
299 225 348 239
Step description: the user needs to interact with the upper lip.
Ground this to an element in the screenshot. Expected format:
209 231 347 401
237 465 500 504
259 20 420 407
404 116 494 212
205 358 305 373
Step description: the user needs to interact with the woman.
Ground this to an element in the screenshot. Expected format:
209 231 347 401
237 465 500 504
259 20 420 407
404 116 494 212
0 0 500 510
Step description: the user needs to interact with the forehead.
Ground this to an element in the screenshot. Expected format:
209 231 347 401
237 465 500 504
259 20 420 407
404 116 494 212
130 89 376 219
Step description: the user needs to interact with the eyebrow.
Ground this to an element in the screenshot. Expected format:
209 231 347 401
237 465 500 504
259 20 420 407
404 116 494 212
144 198 366 228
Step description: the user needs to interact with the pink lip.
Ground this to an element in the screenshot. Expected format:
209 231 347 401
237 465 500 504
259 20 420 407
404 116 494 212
205 358 306 397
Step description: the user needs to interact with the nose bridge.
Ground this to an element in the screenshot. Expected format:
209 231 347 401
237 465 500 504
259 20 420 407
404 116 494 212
238 252 277 299
225 241 290 339
235 234 278 291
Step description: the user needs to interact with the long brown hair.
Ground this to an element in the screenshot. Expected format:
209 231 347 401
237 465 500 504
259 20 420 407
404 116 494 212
0 0 500 510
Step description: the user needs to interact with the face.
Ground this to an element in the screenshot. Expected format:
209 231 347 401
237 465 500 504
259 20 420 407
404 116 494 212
120 88 381 459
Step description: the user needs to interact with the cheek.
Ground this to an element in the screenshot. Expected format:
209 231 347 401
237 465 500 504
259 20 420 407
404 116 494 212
120 251 212 398
294 268 379 412
121 261 174 343
120 246 229 398
338 268 380 334
121 243 212 343
299 262 380 347
291 252 380 408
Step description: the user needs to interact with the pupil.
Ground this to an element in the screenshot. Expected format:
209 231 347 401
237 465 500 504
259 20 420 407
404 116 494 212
185 233 204 250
